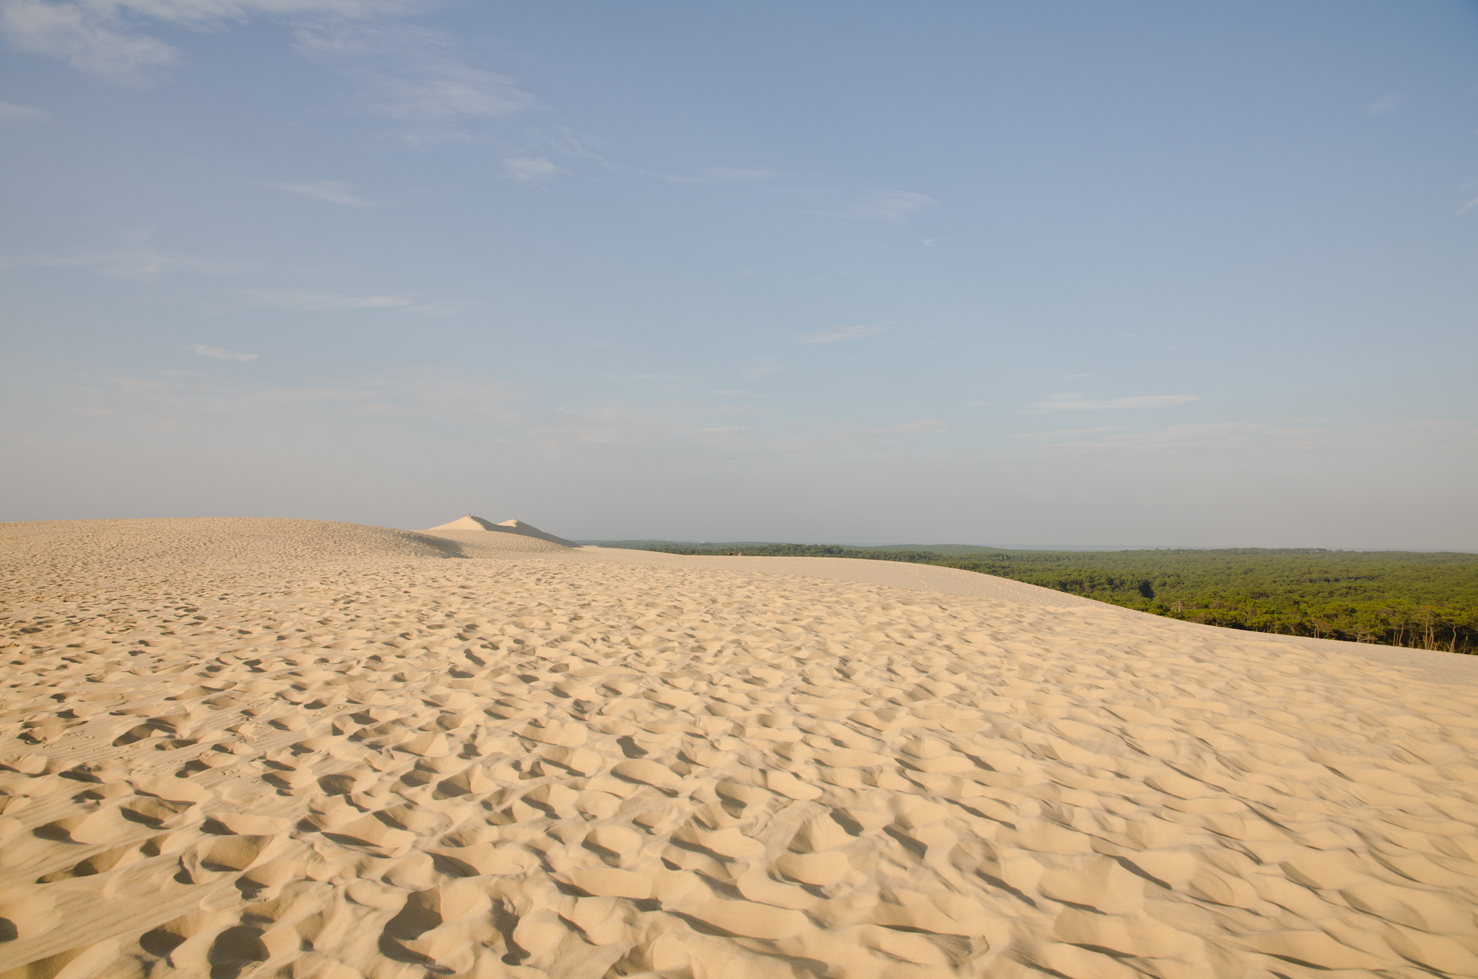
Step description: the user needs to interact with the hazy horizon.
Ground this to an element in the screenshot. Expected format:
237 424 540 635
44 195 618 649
3 2 1475 550
573 538 1478 555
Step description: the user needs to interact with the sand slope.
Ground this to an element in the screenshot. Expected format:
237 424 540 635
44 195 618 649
2 519 1477 979
423 517 577 549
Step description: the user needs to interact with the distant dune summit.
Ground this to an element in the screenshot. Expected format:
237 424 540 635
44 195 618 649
423 515 577 548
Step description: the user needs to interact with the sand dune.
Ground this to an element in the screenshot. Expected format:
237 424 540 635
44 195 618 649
2 518 1477 979
424 517 578 549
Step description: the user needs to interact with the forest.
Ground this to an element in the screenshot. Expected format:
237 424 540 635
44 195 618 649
591 541 1478 654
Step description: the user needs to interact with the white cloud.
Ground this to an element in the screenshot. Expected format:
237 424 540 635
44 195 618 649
837 418 947 437
0 99 53 124
798 324 884 344
740 359 785 380
370 63 532 121
1009 426 1123 441
828 189 935 223
1019 394 1198 413
1010 420 1478 472
3 229 253 279
0 1 443 86
505 156 559 182
188 343 256 362
103 367 523 423
0 0 176 85
267 180 386 207
1365 93 1402 117
247 288 411 310
397 299 461 316
89 2 425 22
289 21 542 144
657 167 784 184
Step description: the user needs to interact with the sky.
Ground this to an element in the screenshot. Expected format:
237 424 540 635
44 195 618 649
2 1 1476 549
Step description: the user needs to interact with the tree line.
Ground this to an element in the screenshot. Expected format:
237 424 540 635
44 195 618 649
607 542 1478 654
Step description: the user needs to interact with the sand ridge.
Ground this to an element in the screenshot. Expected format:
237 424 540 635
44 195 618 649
423 518 577 549
2 519 1477 979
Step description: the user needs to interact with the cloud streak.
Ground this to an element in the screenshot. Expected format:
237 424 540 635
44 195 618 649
0 99 53 124
836 418 947 437
246 288 412 310
291 22 540 143
1009 426 1123 441
0 0 176 85
368 64 533 123
1 231 253 279
1365 93 1402 117
267 180 387 207
655 167 784 185
1019 394 1197 413
823 189 935 223
0 0 436 86
798 324 883 344
740 358 785 380
505 156 559 182
104 368 522 424
188 343 256 363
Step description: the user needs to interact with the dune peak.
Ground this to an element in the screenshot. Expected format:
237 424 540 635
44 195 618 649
423 514 576 547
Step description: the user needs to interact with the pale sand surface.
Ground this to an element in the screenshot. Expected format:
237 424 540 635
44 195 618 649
2 519 1477 979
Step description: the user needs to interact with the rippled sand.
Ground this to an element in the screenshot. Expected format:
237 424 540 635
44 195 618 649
2 518 1476 979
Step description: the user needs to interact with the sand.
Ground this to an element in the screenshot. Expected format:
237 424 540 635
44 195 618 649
2 518 1476 979
423 519 577 550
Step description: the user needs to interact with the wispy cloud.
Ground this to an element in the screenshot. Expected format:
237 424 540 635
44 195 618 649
1457 182 1478 218
398 300 462 316
798 324 884 344
1006 422 1478 479
824 189 935 223
188 344 256 363
1010 426 1123 441
293 22 540 143
740 359 786 380
0 99 53 124
1 231 457 317
103 367 523 424
0 0 433 87
1062 371 1091 380
369 64 533 124
0 0 176 85
1365 93 1402 117
267 180 387 208
246 288 412 310
1 229 252 279
837 418 947 437
1019 393 1198 413
505 156 560 182
656 167 784 184
550 127 611 167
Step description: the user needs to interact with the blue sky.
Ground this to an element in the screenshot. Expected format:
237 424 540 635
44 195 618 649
2 1 1476 548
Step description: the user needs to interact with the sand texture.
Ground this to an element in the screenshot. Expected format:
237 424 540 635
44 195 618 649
2 519 1477 979
422 519 577 550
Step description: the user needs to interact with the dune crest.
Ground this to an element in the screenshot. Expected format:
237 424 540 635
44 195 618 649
424 515 577 548
1 518 1476 979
